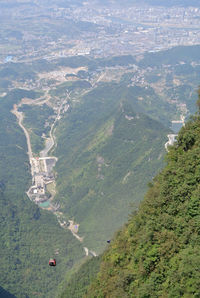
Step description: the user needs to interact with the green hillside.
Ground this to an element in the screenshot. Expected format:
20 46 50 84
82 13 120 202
139 45 200 68
54 82 169 253
19 104 55 154
1 47 199 296
84 107 200 297
0 89 84 297
59 97 200 298
59 256 102 298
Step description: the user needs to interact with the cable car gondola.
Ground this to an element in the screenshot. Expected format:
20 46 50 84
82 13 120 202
49 258 56 266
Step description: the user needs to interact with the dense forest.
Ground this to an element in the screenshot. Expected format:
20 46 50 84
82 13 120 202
60 97 200 297
0 44 199 297
54 83 169 253
0 89 84 297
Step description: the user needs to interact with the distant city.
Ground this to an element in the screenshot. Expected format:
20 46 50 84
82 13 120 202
66 5 200 56
0 3 200 62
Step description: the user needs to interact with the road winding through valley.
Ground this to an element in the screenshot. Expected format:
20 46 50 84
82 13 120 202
11 95 97 257
12 105 33 160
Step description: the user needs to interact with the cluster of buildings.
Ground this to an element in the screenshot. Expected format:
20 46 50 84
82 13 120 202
28 157 56 204
1 3 200 63
54 4 200 57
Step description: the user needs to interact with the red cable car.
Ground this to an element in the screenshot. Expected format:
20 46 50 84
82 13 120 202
49 258 56 266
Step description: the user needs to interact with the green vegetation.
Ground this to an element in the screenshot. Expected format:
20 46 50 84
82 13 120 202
54 82 169 253
0 89 84 297
0 45 199 297
124 85 173 126
47 181 56 197
144 73 161 84
59 256 101 298
50 80 92 97
54 54 136 72
135 45 200 117
19 104 55 154
56 56 92 69
139 45 200 68
85 108 200 297
0 62 37 82
96 55 136 68
1 3 200 296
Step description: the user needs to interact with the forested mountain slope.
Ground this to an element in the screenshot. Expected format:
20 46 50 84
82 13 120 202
59 256 102 298
85 108 200 297
0 89 84 297
54 84 169 253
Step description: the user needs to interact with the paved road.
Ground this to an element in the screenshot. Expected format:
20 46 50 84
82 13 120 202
12 98 97 257
12 105 33 160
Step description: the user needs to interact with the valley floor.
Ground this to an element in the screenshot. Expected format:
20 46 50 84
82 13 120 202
12 92 98 257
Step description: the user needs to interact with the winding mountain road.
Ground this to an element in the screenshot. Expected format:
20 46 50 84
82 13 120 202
12 96 97 257
12 105 33 160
